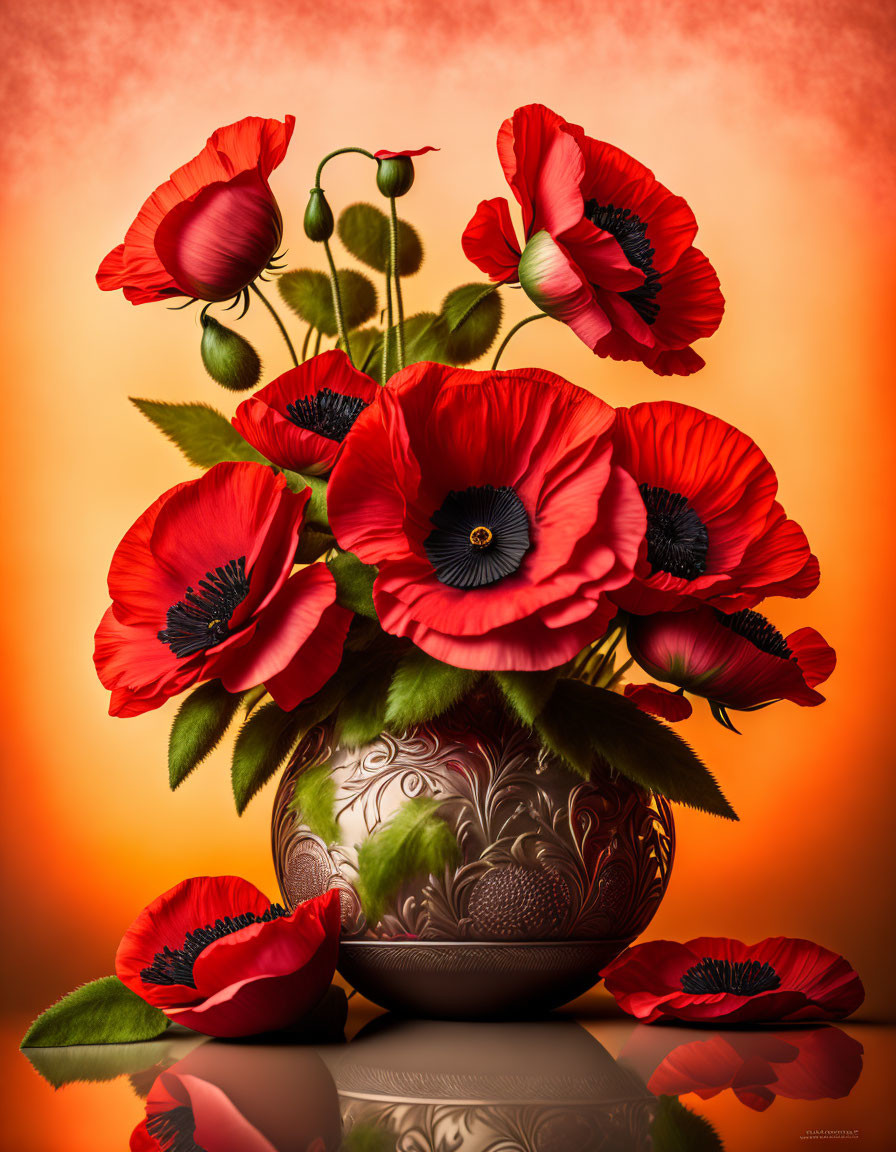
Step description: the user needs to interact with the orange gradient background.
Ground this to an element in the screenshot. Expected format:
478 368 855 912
1 0 894 1145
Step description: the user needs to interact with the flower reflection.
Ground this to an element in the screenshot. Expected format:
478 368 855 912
620 1024 863 1112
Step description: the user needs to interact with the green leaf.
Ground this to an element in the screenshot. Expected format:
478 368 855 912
493 669 561 728
355 797 459 925
277 269 377 337
337 202 423 276
333 648 397 748
338 326 383 375
290 762 339 842
231 702 313 815
327 550 377 618
535 679 737 820
21 977 169 1049
242 685 269 715
385 647 481 732
200 315 262 391
168 680 246 790
282 470 329 530
130 398 267 468
651 1096 723 1152
440 283 503 364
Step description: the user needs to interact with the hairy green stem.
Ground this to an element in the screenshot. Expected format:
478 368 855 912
389 198 405 370
381 264 394 385
314 146 376 187
322 239 353 365
300 324 314 363
313 329 323 356
490 312 547 370
249 283 298 366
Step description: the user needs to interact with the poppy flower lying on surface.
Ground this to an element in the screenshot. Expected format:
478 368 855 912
94 462 352 716
626 605 835 723
327 361 646 670
97 115 294 305
117 877 341 1039
601 936 864 1025
462 102 724 374
620 1025 864 1112
611 401 819 615
232 350 379 475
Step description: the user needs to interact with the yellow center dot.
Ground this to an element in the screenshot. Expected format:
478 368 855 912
469 526 493 548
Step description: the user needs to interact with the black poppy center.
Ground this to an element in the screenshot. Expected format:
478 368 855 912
285 387 369 443
140 904 290 989
158 557 250 659
640 484 709 580
681 956 782 996
583 200 662 325
424 484 530 589
716 608 793 660
146 1106 203 1152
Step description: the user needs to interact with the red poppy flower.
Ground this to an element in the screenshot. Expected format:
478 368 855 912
620 1025 864 1113
97 116 294 306
626 605 835 720
232 350 380 476
94 462 351 717
624 682 693 722
601 936 864 1025
117 876 341 1039
327 361 645 670
610 401 819 615
462 103 724 375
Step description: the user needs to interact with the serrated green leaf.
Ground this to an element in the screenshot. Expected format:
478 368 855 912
385 647 481 732
282 470 329 530
493 669 561 728
242 685 269 715
651 1096 723 1152
337 203 423 276
327 550 377 618
200 315 262 391
130 399 267 468
278 269 377 337
355 797 459 925
168 680 246 789
333 648 397 748
290 762 339 843
231 702 313 815
440 283 503 364
535 679 737 820
21 977 169 1049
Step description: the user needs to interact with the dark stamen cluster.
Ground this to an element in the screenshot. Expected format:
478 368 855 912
146 1106 203 1152
717 608 793 660
140 904 290 988
584 201 663 324
286 387 369 443
640 484 709 580
681 956 782 996
425 484 530 589
158 557 250 659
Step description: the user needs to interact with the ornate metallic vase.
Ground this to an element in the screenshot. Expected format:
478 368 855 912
272 691 674 1019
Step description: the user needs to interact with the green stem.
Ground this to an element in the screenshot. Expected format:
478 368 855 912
322 239 352 365
313 329 322 356
300 324 314 363
381 264 394 386
250 283 298 366
389 198 405 370
490 313 547 370
314 146 375 187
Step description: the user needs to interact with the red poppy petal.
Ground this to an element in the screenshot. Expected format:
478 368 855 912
205 115 295 182
115 876 270 1009
265 600 352 712
461 197 522 283
497 103 585 238
650 246 725 348
625 683 693 721
788 628 836 688
557 217 645 292
518 231 611 349
374 146 438 159
729 503 819 603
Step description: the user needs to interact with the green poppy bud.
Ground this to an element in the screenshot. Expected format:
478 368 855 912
304 188 335 242
200 314 262 391
375 156 415 199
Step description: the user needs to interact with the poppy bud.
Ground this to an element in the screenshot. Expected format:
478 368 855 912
304 188 335 242
200 313 262 391
376 156 415 198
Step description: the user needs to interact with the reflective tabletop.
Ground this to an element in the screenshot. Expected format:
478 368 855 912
7 988 891 1151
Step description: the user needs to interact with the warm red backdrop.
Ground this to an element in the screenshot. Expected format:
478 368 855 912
1 2 893 1139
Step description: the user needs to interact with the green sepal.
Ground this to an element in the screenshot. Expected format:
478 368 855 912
277 269 377 337
20 977 170 1049
493 669 561 728
337 202 423 276
440 283 503 364
327 550 377 618
535 679 737 820
290 762 339 843
130 399 267 468
355 797 460 926
199 314 262 391
650 1096 724 1152
168 680 246 790
385 647 481 733
282 470 329 530
709 699 742 733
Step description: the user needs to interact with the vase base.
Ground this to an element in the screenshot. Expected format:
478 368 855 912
338 938 631 1019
